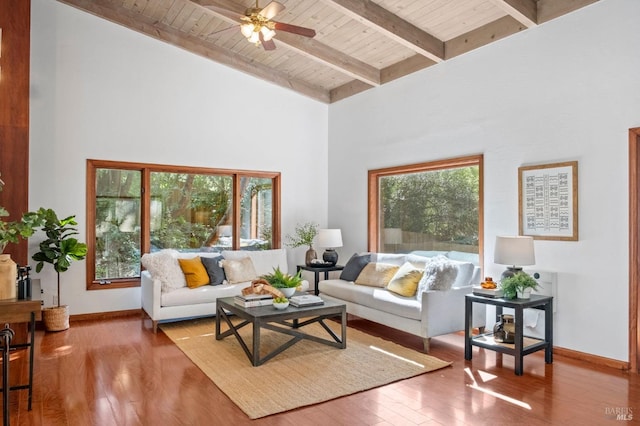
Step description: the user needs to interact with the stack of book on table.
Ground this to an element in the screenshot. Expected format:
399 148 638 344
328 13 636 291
234 294 273 307
289 295 324 307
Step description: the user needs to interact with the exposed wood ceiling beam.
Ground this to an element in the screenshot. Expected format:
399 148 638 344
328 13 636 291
490 0 537 27
194 0 381 86
330 80 372 103
537 0 599 23
445 16 526 60
321 0 445 63
57 0 330 103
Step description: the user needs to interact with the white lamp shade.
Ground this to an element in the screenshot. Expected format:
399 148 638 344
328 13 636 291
494 236 535 266
317 229 343 248
383 228 403 244
218 225 232 237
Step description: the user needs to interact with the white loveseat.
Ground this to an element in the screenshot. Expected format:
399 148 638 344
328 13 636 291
141 248 307 332
318 252 486 352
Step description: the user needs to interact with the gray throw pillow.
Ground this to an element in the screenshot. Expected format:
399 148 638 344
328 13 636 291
340 253 371 281
201 256 226 285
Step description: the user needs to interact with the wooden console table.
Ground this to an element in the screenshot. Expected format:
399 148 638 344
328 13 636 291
0 299 41 417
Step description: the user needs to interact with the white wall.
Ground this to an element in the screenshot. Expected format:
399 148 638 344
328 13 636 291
328 0 640 361
29 1 328 314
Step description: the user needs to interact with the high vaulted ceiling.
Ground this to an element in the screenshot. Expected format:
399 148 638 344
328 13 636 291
58 0 598 103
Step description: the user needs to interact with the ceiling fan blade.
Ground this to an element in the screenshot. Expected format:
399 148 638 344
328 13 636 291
259 1 285 20
259 32 276 51
273 22 316 38
204 5 244 23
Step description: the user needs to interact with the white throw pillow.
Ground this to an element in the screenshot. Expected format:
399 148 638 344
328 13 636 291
141 249 187 293
418 255 459 292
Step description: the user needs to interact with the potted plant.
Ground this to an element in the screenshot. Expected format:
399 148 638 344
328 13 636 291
261 266 303 297
285 222 318 265
32 208 88 331
500 272 539 299
0 175 44 299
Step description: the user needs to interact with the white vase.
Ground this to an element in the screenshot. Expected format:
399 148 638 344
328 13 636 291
279 287 296 297
517 288 532 299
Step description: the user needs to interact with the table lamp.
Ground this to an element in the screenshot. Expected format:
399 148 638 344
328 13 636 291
317 229 343 266
494 236 535 280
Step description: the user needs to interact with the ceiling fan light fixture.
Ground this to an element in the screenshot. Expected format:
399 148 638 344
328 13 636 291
240 22 254 38
248 31 260 44
260 26 276 41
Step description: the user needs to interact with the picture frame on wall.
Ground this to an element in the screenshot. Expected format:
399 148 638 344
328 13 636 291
518 161 578 241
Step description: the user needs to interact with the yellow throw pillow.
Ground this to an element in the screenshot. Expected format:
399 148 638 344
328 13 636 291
355 262 400 287
220 257 258 284
386 262 424 297
178 256 210 288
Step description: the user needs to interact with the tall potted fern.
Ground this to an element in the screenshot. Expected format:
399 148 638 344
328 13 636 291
32 208 87 331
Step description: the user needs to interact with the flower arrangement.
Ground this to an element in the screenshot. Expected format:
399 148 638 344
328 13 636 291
285 222 318 249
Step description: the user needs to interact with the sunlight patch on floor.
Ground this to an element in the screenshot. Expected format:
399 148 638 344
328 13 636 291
369 345 425 368
464 367 531 409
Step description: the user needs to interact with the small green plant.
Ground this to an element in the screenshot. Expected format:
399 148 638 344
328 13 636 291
500 272 539 299
273 296 288 304
261 267 303 289
285 222 318 249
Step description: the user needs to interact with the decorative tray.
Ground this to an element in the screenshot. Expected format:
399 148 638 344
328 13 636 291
306 262 334 267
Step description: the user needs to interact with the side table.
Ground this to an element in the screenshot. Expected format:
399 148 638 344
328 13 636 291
297 264 344 295
0 298 41 415
464 293 553 375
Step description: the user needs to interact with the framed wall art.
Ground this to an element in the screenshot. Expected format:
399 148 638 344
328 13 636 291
518 161 578 241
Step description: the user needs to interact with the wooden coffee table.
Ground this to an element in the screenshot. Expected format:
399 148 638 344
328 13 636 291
215 297 347 366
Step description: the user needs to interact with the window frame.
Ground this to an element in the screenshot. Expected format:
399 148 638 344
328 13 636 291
86 159 281 290
367 154 484 267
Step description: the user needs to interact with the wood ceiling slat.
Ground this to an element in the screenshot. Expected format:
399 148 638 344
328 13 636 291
140 0 163 18
145 0 176 21
163 1 186 25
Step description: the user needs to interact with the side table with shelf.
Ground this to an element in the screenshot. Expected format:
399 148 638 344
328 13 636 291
464 293 553 375
296 264 344 296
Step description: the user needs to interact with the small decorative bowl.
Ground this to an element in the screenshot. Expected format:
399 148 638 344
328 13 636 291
273 301 289 310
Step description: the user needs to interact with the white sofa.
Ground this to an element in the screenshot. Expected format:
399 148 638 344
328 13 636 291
141 248 307 332
318 252 486 352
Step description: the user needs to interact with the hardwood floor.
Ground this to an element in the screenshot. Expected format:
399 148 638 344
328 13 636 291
2 313 639 425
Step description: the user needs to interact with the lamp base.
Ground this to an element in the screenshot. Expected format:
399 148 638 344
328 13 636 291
322 249 338 266
500 266 523 281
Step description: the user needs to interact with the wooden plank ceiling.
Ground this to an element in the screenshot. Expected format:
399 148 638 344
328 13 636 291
58 0 599 103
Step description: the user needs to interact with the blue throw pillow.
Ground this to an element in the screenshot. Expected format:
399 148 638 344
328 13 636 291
201 256 226 285
340 253 371 281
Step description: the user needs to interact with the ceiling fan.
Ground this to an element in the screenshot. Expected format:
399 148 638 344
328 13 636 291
206 1 316 51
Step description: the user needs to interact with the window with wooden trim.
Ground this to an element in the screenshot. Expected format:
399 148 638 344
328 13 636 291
86 160 280 290
368 155 483 266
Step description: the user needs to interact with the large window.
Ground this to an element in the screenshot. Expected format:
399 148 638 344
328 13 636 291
368 155 483 265
87 160 280 290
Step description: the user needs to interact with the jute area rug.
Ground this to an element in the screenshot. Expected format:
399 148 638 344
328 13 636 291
160 317 452 419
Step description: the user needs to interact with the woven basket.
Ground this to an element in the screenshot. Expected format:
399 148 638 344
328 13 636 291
43 305 70 332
